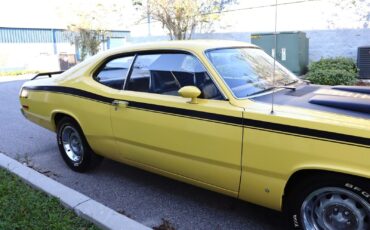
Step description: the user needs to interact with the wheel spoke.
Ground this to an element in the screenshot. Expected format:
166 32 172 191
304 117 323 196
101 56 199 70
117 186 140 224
61 126 84 164
301 187 370 230
314 203 321 220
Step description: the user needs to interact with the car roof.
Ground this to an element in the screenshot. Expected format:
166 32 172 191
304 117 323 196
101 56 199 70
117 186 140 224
104 39 258 56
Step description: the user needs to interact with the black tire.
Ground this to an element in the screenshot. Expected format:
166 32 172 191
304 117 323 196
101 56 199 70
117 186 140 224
284 173 370 230
56 117 103 172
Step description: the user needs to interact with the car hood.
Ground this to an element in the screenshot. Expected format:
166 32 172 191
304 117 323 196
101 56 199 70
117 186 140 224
251 84 370 120
238 84 370 134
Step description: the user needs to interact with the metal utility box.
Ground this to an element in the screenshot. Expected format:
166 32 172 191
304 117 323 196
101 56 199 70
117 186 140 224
251 31 309 76
357 46 370 79
59 53 77 71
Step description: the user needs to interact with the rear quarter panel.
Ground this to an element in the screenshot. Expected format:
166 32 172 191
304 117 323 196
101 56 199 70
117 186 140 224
20 77 116 157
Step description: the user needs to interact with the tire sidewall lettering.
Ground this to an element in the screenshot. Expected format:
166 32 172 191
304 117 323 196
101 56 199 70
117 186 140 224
345 182 370 203
292 214 300 228
287 177 370 229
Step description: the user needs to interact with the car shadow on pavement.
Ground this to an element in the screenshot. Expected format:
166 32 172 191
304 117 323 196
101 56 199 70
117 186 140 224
86 158 288 230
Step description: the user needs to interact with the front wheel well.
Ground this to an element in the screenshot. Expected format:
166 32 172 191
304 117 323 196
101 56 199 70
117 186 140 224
282 169 367 211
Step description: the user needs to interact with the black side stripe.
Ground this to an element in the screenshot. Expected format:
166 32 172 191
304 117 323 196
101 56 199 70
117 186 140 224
25 86 114 104
128 101 243 125
24 86 243 125
24 85 370 148
243 119 369 147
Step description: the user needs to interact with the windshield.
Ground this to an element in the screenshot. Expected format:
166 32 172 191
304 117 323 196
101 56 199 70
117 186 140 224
205 47 298 98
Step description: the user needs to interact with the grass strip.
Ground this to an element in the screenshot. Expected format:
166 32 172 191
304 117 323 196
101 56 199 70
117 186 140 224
0 70 39 76
0 168 99 230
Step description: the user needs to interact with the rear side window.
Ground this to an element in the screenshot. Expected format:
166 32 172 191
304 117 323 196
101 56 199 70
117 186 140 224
126 53 223 99
126 55 159 93
95 56 134 90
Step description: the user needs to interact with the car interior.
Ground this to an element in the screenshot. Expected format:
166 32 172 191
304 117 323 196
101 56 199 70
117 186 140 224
126 54 224 99
95 53 224 100
96 67 129 90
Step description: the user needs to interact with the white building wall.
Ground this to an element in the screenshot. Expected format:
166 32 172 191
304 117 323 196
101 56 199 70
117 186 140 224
0 42 75 71
129 29 370 62
128 0 369 62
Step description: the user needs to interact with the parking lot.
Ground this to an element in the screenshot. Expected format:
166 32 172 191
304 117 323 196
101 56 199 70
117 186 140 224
0 80 286 230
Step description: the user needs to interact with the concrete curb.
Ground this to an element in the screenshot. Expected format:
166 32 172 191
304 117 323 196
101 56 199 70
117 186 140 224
0 153 151 230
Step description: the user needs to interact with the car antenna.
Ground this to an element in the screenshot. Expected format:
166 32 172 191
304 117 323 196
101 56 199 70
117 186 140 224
271 0 278 114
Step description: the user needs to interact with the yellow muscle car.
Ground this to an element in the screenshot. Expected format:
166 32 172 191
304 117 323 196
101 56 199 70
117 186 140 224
19 40 369 230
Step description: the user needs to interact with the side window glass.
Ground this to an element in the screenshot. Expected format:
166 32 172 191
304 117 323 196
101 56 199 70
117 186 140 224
127 53 223 100
95 56 134 90
126 54 159 93
178 55 223 99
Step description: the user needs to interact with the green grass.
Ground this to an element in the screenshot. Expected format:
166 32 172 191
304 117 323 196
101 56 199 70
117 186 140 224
0 168 99 230
0 70 39 76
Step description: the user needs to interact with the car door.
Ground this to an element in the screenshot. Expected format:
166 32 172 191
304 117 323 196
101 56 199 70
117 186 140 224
110 51 243 194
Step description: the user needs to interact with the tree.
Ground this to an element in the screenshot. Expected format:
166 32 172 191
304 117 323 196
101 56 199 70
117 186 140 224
327 0 370 29
57 1 128 60
67 25 107 61
133 0 236 40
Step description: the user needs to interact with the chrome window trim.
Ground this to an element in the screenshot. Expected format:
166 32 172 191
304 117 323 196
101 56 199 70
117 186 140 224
124 50 228 101
122 54 137 90
92 54 136 90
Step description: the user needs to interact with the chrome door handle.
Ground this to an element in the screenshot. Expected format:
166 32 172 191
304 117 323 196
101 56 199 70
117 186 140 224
112 100 129 110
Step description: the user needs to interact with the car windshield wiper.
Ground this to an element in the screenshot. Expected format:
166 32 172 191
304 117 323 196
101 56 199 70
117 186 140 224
247 87 276 97
283 79 299 86
247 84 296 97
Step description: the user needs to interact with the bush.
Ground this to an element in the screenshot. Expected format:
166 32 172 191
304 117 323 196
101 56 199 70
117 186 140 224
0 70 39 76
307 57 357 85
307 69 357 86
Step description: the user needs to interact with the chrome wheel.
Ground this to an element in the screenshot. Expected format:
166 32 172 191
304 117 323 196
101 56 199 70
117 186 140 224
61 126 84 164
301 187 370 230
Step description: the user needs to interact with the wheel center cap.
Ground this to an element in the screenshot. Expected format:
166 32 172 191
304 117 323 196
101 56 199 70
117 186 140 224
69 135 81 154
324 205 357 230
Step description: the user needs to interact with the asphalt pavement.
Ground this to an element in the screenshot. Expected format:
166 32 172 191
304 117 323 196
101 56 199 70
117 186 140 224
0 80 286 230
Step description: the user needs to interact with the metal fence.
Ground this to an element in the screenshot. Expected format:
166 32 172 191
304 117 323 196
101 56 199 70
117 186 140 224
0 27 130 44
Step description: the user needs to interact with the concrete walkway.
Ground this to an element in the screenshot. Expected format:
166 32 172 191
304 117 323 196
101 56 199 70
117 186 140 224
0 153 151 230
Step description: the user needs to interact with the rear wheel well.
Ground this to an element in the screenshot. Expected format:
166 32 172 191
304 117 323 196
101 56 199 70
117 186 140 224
54 113 76 129
55 114 103 172
283 169 366 211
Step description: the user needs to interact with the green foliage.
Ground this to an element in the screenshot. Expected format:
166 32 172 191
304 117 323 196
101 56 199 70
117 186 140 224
72 28 106 61
309 57 357 73
307 57 357 85
0 70 39 76
60 1 126 61
67 26 108 61
0 169 98 230
134 0 237 40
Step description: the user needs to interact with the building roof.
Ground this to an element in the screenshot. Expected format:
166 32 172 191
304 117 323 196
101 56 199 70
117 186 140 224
0 27 130 43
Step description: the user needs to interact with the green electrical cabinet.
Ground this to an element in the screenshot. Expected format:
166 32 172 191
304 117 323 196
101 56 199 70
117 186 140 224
251 31 309 76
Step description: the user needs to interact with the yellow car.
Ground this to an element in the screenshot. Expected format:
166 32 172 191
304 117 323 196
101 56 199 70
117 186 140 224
19 40 369 230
